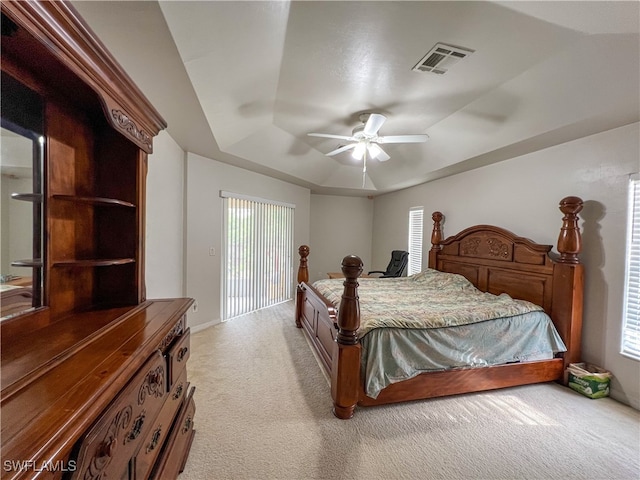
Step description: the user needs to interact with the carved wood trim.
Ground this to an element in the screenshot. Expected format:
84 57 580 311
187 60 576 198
487 237 510 258
158 318 184 351
1 1 166 153
138 366 165 405
84 405 132 480
110 108 153 153
440 224 551 267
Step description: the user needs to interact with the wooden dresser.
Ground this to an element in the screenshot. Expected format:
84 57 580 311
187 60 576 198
1 2 195 479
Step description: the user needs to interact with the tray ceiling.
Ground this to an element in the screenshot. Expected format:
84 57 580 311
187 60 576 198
73 1 639 196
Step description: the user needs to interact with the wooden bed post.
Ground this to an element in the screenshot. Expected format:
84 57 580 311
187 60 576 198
557 197 583 264
297 245 310 283
295 245 310 328
428 211 444 269
331 255 363 419
552 196 584 370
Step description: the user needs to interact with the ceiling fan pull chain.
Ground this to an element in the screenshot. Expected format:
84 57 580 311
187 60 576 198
362 150 367 188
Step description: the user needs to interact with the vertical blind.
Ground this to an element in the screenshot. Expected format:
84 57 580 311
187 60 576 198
407 207 424 276
622 174 640 359
221 192 294 320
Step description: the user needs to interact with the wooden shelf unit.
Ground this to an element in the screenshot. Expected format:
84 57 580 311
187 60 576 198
11 193 43 202
52 258 136 267
9 259 43 268
52 194 137 208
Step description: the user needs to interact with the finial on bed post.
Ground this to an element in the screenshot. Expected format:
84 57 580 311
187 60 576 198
337 255 362 344
297 245 310 283
557 197 583 264
430 212 444 250
332 255 363 420
428 211 444 269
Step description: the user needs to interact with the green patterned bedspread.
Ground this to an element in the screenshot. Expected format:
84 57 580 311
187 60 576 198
313 268 544 337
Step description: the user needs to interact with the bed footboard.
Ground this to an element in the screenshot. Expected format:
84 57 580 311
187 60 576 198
296 282 338 371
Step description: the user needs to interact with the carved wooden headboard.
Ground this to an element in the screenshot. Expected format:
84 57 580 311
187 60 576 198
427 197 584 366
429 224 555 312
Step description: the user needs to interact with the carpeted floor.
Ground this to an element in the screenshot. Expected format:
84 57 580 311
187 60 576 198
179 301 640 480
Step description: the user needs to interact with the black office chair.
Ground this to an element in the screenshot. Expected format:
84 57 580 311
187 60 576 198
368 250 409 278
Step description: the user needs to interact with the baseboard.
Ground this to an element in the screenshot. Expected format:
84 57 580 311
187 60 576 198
190 317 221 333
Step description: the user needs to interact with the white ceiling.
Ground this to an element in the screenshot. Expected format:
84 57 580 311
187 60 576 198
73 1 640 196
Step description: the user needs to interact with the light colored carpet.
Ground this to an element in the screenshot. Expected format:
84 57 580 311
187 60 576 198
180 301 639 480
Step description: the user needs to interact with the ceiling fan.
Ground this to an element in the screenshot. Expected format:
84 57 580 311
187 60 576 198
307 112 428 163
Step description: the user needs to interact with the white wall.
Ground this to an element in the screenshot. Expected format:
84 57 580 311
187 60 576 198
308 195 374 283
145 130 185 299
371 122 640 408
185 152 310 330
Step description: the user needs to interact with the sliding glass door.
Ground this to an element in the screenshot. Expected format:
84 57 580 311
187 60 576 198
221 192 294 320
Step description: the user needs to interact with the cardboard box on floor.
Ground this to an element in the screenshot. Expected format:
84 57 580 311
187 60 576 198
567 363 612 399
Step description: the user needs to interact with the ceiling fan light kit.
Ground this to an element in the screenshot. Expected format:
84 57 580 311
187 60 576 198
352 142 366 160
367 143 386 161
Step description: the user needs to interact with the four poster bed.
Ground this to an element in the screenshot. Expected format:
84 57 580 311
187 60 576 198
295 196 584 419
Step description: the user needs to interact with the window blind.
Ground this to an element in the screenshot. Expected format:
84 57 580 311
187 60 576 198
407 207 424 276
622 174 640 360
221 192 294 320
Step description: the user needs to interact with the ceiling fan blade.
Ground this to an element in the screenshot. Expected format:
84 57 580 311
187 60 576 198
308 133 355 141
368 143 391 162
325 143 357 156
363 113 386 136
377 134 428 144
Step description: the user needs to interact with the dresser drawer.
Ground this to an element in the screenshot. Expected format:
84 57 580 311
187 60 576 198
134 368 188 480
71 352 168 480
151 386 196 479
167 329 190 388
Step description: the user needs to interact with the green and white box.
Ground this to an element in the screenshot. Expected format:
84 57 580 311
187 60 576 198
567 363 612 399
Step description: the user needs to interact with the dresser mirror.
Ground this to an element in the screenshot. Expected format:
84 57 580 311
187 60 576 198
1 72 44 319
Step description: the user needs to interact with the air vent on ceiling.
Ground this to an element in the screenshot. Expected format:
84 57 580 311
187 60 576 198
412 43 474 75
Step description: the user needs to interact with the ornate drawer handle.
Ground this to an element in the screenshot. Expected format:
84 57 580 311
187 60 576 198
138 367 165 405
97 438 116 459
182 415 193 434
146 426 162 453
177 346 188 362
125 412 146 444
148 370 162 386
172 382 184 400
